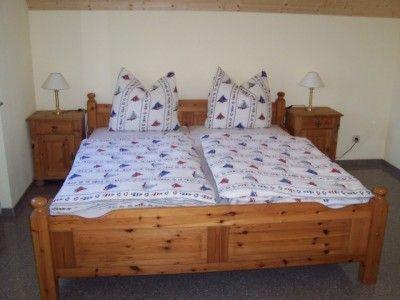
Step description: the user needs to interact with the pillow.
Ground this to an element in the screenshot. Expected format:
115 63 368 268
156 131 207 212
109 68 180 132
205 67 272 129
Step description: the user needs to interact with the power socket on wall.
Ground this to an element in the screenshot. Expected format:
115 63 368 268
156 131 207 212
352 135 361 143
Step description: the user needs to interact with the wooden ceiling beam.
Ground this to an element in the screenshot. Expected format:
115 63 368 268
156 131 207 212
26 1 400 18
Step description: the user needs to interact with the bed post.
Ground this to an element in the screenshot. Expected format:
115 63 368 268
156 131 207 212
30 197 58 300
358 186 389 284
275 92 286 128
87 93 97 136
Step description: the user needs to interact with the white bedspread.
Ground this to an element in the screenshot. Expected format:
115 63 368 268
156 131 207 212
50 132 216 217
201 131 372 208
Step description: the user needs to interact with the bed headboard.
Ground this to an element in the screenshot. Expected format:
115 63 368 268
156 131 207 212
87 92 286 135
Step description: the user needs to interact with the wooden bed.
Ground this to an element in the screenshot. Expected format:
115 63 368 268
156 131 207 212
31 92 388 300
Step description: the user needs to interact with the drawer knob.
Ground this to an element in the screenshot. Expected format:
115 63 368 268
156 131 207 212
51 125 58 132
315 119 321 128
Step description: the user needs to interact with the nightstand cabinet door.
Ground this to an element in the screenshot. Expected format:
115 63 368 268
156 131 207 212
37 135 75 178
299 128 335 158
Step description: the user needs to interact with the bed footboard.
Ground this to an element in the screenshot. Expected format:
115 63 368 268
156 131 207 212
30 187 388 300
30 197 58 300
358 187 388 283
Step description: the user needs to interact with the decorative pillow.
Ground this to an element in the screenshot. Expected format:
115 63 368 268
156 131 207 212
205 67 272 129
109 68 180 132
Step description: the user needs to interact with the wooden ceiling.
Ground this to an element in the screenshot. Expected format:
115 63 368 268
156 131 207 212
26 1 400 18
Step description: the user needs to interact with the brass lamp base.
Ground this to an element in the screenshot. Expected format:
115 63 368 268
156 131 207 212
53 90 62 115
306 87 314 111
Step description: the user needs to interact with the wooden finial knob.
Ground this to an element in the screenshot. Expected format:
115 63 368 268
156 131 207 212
373 186 388 198
31 197 48 211
277 92 285 100
87 93 96 101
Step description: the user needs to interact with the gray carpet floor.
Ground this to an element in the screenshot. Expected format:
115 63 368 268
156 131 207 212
0 167 399 299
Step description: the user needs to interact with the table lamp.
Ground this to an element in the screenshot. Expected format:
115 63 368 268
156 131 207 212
41 73 70 115
299 71 324 111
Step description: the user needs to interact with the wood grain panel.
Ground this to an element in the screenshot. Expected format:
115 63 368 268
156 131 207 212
26 0 400 18
229 220 351 261
207 226 229 263
178 99 208 126
38 135 75 178
348 218 370 255
34 121 73 135
51 232 76 268
74 227 207 267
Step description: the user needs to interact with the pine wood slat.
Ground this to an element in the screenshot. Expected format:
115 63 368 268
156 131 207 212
26 0 400 18
55 253 365 278
48 202 372 232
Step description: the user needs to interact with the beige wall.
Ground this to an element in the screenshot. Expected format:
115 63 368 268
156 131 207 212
29 11 400 161
0 114 12 209
385 45 400 169
0 0 36 209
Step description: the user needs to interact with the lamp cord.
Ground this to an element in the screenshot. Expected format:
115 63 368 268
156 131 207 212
337 141 358 160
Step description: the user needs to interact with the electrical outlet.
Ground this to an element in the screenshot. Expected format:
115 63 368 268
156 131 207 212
352 135 360 143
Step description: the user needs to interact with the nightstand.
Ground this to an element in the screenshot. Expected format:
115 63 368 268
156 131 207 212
27 110 85 185
285 107 343 160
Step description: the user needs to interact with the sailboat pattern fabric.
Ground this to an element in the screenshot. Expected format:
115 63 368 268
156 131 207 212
205 67 272 129
50 132 216 218
201 131 372 208
109 68 180 132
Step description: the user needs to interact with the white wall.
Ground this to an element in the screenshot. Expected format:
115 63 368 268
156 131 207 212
29 11 400 160
385 44 400 168
0 0 36 208
0 114 12 209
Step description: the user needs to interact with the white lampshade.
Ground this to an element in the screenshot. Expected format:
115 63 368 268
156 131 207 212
299 72 324 88
41 73 70 90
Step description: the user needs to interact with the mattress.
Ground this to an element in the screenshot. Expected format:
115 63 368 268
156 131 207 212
50 130 216 218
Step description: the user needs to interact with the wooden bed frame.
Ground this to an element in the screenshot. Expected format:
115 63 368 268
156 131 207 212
31 92 389 300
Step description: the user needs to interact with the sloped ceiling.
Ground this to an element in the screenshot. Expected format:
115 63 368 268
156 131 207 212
26 1 400 18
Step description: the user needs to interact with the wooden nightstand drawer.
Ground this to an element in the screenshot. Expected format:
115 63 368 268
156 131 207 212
301 116 336 129
34 121 74 135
